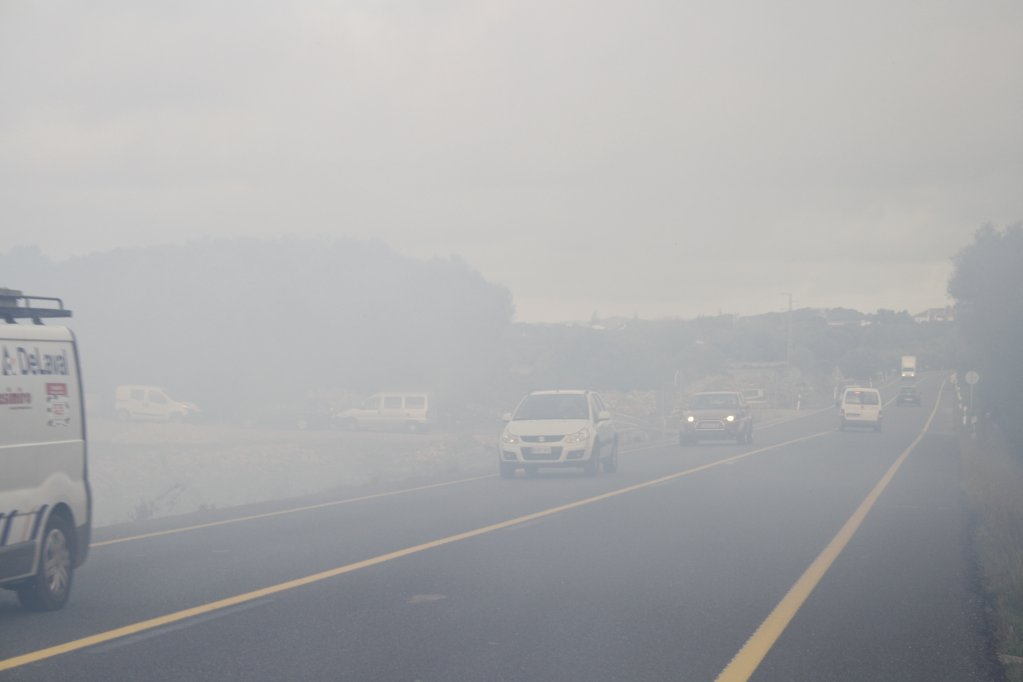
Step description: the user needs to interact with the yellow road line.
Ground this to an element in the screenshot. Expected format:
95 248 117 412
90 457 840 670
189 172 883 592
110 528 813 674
91 474 497 548
93 426 796 549
1 430 830 673
715 378 948 682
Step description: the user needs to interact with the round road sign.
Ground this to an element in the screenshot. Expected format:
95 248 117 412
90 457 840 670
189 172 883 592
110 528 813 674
965 370 980 385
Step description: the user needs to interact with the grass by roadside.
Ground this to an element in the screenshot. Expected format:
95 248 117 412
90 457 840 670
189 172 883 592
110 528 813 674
88 419 496 527
960 422 1023 681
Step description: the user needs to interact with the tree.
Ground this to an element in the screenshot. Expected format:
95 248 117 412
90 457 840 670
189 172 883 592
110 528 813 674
0 238 514 418
948 224 1023 446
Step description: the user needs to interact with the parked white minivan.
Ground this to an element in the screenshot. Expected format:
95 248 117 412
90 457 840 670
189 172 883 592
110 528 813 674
114 385 200 422
0 291 91 610
334 391 434 432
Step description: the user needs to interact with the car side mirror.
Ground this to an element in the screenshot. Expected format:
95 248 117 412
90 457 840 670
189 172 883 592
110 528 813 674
597 410 611 422
502 412 512 422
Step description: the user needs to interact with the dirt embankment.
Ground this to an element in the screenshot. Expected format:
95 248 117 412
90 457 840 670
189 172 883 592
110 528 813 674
88 419 495 527
960 421 1023 680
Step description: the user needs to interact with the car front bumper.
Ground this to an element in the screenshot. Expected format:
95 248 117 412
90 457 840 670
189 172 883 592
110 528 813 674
682 421 746 440
499 444 592 465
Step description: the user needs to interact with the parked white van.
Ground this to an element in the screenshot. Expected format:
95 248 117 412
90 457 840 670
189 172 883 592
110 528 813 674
114 385 200 422
334 391 433 432
0 291 91 610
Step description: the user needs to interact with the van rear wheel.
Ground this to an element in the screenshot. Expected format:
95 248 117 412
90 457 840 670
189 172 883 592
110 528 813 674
17 513 74 611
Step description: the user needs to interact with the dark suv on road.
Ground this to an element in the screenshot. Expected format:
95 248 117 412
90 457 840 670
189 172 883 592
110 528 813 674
896 386 922 406
680 391 753 445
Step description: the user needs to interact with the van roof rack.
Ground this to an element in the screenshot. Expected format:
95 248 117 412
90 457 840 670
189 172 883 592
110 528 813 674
0 288 73 324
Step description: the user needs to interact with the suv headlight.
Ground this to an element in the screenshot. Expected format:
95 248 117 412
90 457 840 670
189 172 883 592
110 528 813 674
686 415 695 423
726 415 735 422
563 427 590 444
501 431 520 445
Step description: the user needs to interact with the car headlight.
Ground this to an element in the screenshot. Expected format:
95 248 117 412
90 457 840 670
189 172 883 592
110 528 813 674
726 415 735 422
563 427 590 444
501 431 520 445
686 415 695 423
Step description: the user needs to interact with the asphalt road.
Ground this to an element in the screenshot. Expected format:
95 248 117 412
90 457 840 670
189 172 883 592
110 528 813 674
0 375 1004 681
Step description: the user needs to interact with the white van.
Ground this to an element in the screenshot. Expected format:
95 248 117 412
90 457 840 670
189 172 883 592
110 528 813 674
114 385 200 422
334 391 433 432
0 291 90 610
839 387 883 432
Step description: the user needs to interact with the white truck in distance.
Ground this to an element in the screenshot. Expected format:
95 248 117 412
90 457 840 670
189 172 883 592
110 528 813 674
901 355 917 380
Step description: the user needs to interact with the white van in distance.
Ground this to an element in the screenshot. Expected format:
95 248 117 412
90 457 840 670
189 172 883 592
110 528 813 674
0 291 91 610
333 391 433 433
114 385 200 422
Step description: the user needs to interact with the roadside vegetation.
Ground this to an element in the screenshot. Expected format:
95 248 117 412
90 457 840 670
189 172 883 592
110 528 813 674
960 425 1023 679
949 224 1023 679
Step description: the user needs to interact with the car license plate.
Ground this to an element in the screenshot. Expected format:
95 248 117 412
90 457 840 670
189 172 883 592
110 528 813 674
531 445 552 455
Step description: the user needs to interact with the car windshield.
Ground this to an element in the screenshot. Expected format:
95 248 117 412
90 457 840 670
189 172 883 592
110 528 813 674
691 394 740 410
845 391 880 405
513 394 589 420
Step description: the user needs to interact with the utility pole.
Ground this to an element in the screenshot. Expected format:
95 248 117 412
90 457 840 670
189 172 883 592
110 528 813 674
782 292 793 369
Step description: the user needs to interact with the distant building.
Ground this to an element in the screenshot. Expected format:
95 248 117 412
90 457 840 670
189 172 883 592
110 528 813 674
913 307 955 323
824 308 867 327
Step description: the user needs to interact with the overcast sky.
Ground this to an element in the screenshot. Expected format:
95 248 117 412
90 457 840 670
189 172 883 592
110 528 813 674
2 1 1021 321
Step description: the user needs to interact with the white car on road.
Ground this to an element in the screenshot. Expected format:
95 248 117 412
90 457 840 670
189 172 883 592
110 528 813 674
498 390 618 478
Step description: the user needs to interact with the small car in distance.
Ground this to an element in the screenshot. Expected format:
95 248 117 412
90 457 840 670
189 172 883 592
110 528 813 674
680 391 753 445
896 386 922 406
498 390 618 478
839 387 883 431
